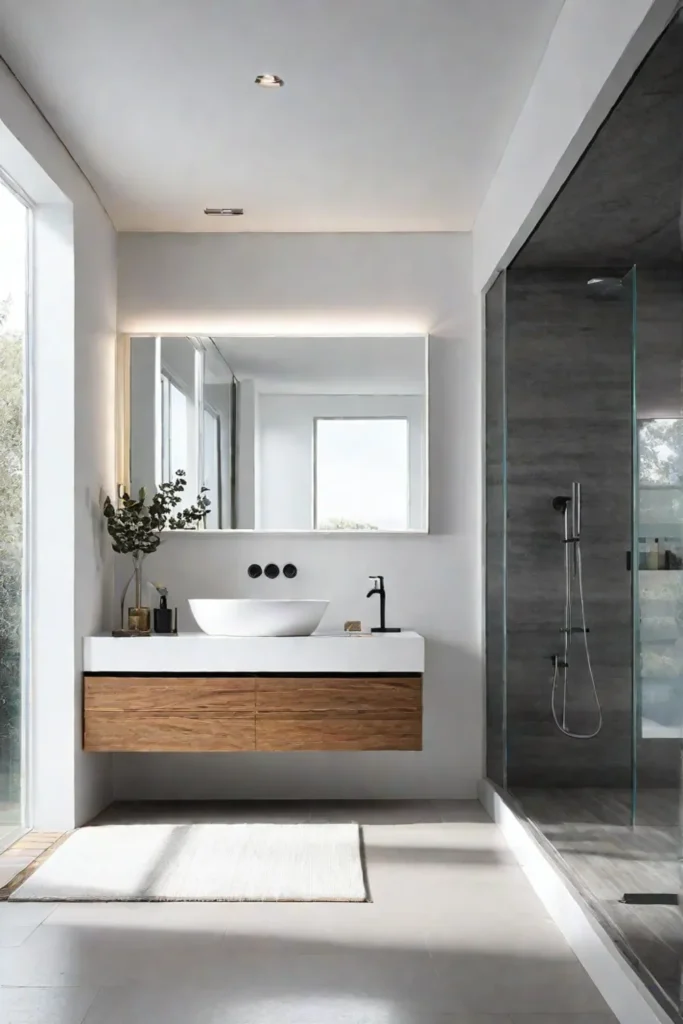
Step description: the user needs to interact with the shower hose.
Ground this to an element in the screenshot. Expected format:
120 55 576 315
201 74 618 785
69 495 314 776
551 541 603 739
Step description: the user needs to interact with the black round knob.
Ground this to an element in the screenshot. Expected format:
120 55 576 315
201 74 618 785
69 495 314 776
247 564 262 579
264 563 280 579
283 563 298 579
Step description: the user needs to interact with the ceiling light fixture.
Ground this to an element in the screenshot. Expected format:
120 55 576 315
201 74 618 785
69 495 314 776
255 74 284 88
204 207 244 216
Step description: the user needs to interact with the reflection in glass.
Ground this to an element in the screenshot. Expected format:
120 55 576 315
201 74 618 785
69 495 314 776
315 419 409 530
637 419 683 741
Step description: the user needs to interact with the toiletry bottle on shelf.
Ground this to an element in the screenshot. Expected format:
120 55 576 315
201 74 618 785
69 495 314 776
153 587 175 634
647 539 660 570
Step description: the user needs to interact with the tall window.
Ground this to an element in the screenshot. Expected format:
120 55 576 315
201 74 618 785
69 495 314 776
315 418 409 530
0 176 28 847
202 405 221 529
160 372 189 483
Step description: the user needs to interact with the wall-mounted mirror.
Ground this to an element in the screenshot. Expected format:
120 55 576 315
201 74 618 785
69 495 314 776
123 334 429 532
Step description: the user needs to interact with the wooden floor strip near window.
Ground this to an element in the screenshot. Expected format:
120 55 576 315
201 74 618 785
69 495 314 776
0 831 68 899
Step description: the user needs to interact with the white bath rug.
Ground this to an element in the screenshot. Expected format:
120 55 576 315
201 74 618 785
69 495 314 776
10 823 367 902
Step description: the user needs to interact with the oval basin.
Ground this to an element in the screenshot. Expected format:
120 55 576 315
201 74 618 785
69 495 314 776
189 599 329 637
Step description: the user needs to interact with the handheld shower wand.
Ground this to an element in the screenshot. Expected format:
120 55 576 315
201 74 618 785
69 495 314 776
550 483 602 739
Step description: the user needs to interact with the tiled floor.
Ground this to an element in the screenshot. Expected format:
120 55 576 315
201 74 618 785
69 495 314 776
0 800 618 1024
513 787 682 1015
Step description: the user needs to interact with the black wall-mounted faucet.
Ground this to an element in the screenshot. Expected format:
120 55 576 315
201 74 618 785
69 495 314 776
366 576 401 633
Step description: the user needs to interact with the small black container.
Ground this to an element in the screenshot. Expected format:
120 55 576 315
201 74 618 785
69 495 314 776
154 594 175 634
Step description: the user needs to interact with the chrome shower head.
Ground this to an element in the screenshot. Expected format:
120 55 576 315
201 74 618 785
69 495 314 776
587 277 624 299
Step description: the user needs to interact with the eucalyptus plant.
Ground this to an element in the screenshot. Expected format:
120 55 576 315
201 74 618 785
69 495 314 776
103 470 210 627
102 470 210 556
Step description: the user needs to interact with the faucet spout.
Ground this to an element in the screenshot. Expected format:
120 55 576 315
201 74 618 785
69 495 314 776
365 574 401 634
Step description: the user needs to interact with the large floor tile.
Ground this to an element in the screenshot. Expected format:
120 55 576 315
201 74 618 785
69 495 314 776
82 985 512 1024
434 802 492 824
91 801 315 825
422 910 577 960
304 800 446 824
0 986 97 1024
0 901 57 926
45 898 434 952
430 958 612 1015
508 1016 618 1024
0 900 57 947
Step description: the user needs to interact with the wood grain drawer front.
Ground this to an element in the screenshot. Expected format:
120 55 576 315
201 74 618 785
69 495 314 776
84 676 256 715
257 676 422 718
257 717 422 752
84 713 255 752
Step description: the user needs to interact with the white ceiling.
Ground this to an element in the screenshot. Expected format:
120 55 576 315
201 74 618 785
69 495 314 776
0 0 564 232
208 335 426 393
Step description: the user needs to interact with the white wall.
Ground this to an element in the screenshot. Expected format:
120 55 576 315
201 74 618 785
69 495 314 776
473 0 679 290
0 62 117 828
117 231 480 799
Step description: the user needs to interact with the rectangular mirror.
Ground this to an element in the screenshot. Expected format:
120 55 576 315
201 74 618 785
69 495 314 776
125 334 428 532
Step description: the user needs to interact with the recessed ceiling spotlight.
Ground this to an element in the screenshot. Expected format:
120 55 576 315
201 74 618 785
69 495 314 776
255 73 284 88
204 208 244 216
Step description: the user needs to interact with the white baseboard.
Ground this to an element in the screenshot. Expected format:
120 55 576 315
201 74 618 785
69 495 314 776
478 779 674 1024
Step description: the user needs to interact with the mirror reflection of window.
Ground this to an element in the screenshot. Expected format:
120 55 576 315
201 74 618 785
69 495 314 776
315 418 409 531
203 405 221 529
160 372 189 483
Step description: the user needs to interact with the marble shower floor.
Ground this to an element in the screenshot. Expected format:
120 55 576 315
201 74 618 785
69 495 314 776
0 800 617 1024
512 786 682 1017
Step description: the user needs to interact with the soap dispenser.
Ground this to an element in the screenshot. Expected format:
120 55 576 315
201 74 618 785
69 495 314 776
153 586 176 634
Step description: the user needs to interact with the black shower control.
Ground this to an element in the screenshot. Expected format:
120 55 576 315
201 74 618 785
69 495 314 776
283 564 298 579
264 563 280 579
247 564 262 579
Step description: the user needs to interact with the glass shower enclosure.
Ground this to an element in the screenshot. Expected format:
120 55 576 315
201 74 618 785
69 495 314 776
485 261 683 1009
486 263 683 824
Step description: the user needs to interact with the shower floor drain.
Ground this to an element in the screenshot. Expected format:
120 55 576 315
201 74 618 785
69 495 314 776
620 893 678 905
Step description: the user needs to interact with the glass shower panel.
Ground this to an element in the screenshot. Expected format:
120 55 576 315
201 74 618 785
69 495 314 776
484 271 507 788
503 267 635 817
633 268 683 833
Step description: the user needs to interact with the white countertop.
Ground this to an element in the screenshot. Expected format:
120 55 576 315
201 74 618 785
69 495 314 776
84 631 425 675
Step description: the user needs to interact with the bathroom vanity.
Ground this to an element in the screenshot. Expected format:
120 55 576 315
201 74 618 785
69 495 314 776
83 632 425 753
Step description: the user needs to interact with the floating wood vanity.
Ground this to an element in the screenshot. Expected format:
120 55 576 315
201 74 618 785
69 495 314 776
83 633 425 753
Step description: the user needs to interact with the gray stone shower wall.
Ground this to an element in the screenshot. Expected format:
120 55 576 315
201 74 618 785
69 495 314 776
505 268 634 788
503 267 683 790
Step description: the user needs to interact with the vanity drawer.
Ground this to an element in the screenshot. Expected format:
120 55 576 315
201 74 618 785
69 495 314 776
257 717 422 751
256 676 422 717
84 676 256 715
82 674 422 752
84 713 255 752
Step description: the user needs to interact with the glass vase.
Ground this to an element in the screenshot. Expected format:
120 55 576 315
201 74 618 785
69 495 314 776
126 554 151 633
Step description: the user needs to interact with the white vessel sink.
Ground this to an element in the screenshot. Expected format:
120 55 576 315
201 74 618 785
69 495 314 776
189 599 329 637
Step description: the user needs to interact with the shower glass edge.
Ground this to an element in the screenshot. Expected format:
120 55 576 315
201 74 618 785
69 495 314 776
627 264 638 828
